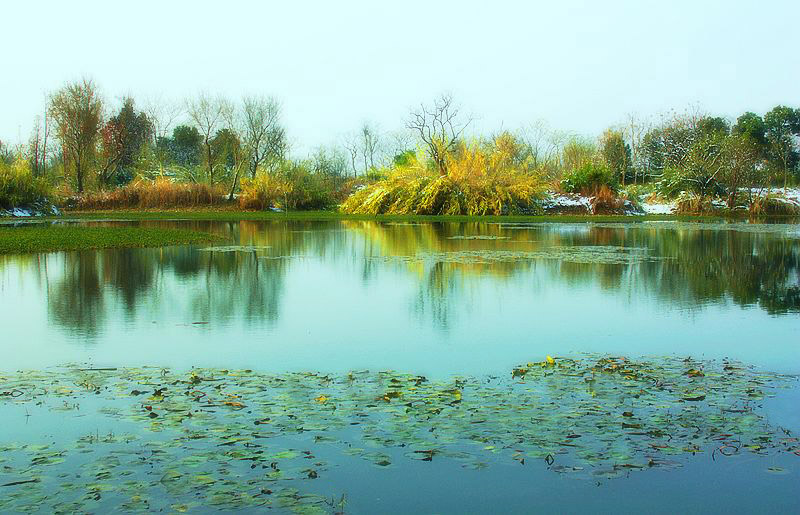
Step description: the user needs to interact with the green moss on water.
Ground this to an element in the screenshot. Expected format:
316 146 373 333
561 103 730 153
0 226 221 254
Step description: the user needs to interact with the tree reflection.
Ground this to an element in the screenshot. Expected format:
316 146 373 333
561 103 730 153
1 220 797 339
47 251 105 336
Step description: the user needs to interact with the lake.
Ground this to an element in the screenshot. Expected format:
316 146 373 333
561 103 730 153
1 219 799 513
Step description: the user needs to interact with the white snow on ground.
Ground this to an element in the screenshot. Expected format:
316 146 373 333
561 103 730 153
640 201 675 215
540 193 592 211
775 188 800 207
10 208 32 217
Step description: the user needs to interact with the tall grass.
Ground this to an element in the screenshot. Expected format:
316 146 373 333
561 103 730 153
342 137 545 216
74 177 226 209
0 158 52 209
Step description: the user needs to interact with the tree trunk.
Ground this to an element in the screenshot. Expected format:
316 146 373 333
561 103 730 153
206 141 213 184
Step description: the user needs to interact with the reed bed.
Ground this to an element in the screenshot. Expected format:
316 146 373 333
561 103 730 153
73 178 226 210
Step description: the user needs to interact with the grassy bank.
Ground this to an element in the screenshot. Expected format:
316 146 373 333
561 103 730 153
0 225 221 254
51 208 734 224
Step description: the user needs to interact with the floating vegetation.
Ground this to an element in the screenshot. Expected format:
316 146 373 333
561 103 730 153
447 235 511 240
0 356 797 512
0 226 220 254
369 246 662 265
196 245 272 252
541 221 800 236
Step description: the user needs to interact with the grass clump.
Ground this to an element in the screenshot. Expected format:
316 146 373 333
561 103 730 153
0 225 220 254
0 158 53 210
342 136 545 216
72 177 227 210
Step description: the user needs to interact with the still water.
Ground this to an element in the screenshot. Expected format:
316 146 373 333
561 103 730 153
1 219 799 513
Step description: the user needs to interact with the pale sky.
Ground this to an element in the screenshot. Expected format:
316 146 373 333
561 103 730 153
1 0 798 154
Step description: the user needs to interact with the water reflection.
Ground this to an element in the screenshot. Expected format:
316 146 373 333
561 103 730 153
1 220 798 340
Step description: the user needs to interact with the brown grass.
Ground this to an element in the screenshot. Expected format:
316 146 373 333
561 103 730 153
590 185 625 214
73 178 227 210
674 194 716 215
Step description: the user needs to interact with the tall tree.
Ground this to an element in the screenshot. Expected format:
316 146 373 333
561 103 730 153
241 96 283 178
344 122 382 176
187 94 229 184
764 105 800 190
600 129 631 186
164 125 203 168
732 112 768 152
48 79 102 192
696 116 730 138
98 98 152 186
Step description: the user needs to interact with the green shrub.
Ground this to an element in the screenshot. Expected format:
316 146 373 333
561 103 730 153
559 163 616 195
275 162 334 210
0 158 52 210
238 173 291 210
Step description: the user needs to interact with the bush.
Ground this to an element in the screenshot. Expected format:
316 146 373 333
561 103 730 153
559 163 616 195
277 162 334 210
73 177 226 209
0 158 52 209
341 140 545 216
238 173 291 210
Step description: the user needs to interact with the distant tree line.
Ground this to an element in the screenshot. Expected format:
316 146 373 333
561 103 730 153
4 78 800 213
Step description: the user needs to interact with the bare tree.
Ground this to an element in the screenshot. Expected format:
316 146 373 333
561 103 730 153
49 79 102 192
407 93 470 175
519 120 564 170
361 123 380 171
242 96 282 178
28 111 51 177
343 135 359 177
344 122 383 176
143 96 183 145
622 113 646 184
221 105 251 201
187 94 229 184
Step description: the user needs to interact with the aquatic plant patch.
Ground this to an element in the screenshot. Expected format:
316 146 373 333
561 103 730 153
196 245 272 253
0 226 221 254
0 356 796 512
369 246 663 265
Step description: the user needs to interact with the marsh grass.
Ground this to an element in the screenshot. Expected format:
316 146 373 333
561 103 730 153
0 225 220 254
73 178 227 210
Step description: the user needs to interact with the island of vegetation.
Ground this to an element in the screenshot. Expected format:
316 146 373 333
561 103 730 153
2 79 799 225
